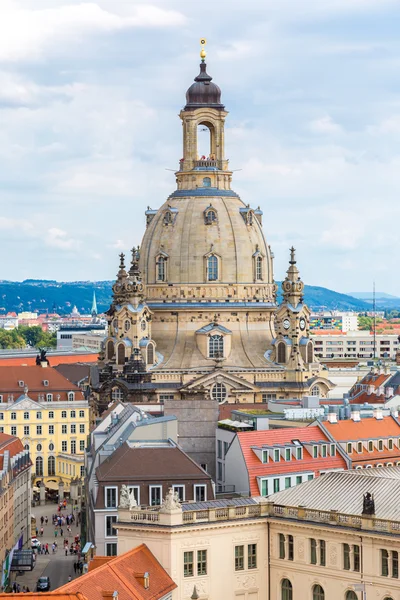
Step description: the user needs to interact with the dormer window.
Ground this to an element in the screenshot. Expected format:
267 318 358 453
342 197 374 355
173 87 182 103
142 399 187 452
330 444 336 456
164 211 173 225
68 392 75 402
43 380 49 387
368 441 373 452
204 208 217 225
273 449 280 462
285 448 291 461
18 381 24 388
296 447 303 460
156 256 167 282
378 439 383 451
321 445 327 457
388 438 393 450
347 442 352 454
357 442 363 453
209 335 224 359
313 446 318 458
262 450 268 463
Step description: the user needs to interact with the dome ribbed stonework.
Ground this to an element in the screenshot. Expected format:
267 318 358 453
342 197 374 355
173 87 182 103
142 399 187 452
139 193 275 304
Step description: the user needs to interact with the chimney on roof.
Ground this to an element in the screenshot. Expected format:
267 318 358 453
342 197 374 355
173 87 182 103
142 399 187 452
377 385 385 397
351 410 361 422
101 592 117 600
367 385 374 396
386 386 394 399
134 572 150 590
327 411 337 424
373 408 383 421
391 409 398 418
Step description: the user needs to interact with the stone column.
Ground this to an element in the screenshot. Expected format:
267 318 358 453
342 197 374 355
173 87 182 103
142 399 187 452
58 480 64 502
39 481 46 506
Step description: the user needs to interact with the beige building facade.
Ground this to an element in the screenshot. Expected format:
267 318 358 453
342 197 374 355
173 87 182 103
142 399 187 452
115 469 400 600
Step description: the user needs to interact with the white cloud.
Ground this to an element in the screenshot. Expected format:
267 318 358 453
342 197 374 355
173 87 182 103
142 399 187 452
46 228 80 250
309 116 343 135
0 3 186 62
108 240 125 249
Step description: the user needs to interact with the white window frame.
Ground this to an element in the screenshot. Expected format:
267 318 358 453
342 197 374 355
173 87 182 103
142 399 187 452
149 485 162 507
46 393 53 402
61 441 67 452
105 514 118 538
68 392 75 401
105 486 118 509
273 449 280 462
105 542 117 557
194 484 207 502
172 485 185 502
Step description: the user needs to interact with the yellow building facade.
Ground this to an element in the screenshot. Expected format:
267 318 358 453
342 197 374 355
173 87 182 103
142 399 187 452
0 392 89 489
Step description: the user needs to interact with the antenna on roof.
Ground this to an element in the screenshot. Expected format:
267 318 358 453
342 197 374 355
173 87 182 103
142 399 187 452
373 281 376 360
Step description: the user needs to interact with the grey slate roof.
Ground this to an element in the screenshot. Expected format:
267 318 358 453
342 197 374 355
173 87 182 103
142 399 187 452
169 188 239 198
268 469 400 521
182 497 257 512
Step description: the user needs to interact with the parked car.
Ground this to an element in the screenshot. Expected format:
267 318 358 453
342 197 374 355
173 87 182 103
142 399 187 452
36 576 50 592
31 538 41 549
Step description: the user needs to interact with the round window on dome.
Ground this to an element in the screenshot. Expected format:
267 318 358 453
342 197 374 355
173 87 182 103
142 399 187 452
37 444 42 452
212 383 227 403
124 320 131 332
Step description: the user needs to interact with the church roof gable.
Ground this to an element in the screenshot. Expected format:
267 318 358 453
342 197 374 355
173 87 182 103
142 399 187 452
196 323 232 335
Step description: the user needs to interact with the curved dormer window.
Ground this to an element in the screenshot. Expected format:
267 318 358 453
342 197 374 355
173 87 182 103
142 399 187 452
256 256 263 280
207 255 218 281
147 343 155 365
205 209 217 225
277 341 286 364
164 211 173 225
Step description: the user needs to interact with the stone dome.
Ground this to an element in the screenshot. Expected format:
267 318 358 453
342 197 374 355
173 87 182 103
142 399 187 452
139 191 275 304
185 63 224 110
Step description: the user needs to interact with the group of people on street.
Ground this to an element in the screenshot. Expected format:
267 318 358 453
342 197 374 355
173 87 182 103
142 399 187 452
11 583 30 593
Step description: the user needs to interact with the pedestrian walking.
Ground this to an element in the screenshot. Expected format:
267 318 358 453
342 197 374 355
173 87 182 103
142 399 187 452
45 516 48 525
65 548 68 557
40 516 44 525
68 576 72 583
40 527 44 537
46 543 49 555
60 528 63 536
52 543 55 553
73 562 77 573
16 584 21 593
54 528 58 538
12 582 17 593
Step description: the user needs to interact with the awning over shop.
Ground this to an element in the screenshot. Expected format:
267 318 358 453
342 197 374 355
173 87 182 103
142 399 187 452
45 481 59 491
82 542 93 554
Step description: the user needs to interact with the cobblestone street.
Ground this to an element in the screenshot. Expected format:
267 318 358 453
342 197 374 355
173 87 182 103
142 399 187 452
11 500 83 592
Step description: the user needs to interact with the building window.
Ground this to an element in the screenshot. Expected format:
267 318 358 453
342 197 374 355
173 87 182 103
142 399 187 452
106 516 117 537
147 343 155 365
211 383 227 403
312 585 325 600
79 424 85 434
149 485 162 506
205 209 217 224
48 456 55 476
388 438 393 450
172 485 185 502
285 448 291 461
23 412 29 420
382 549 389 576
274 449 280 462
36 456 43 476
310 538 317 565
46 394 53 402
79 410 84 418
235 545 244 571
285 477 291 489
197 550 207 575
277 342 286 364
261 480 268 496
320 540 326 566
49 425 54 435
107 340 115 360
71 425 76 434
393 550 399 578
281 579 292 600
61 441 67 452
347 442 352 454
105 487 117 508
357 441 363 453
296 447 303 460
49 443 54 451
24 426 30 436
256 256 263 280
343 544 350 570
378 439 383 451
62 425 67 434
209 334 224 358
157 256 166 282
330 444 336 456
288 535 294 561
279 534 285 559
68 392 75 401
248 544 257 569
311 385 320 396
117 343 125 366
70 410 76 418
343 544 360 572
202 176 211 187
62 411 67 418
313 446 318 459
207 255 218 281
111 387 123 402
11 426 16 436
11 412 16 421
274 478 280 493
71 440 76 455
194 485 207 502
37 443 42 451
36 426 42 435
80 466 85 478
106 543 117 557
184 551 194 577
296 475 302 485
345 592 357 600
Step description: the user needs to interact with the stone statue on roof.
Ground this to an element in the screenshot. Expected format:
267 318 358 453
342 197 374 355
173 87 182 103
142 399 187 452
160 487 181 512
119 485 138 509
362 492 375 516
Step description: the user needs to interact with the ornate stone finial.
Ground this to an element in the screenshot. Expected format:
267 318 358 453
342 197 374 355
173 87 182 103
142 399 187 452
289 246 296 265
119 484 138 510
191 585 199 600
160 487 181 512
213 313 218 323
24 385 29 396
200 38 207 62
119 252 125 270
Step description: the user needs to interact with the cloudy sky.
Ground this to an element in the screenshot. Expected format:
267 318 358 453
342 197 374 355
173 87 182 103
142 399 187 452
1 0 400 295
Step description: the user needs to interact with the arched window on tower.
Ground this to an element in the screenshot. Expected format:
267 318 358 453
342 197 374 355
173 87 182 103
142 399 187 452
281 579 292 600
256 256 263 280
307 341 313 363
36 456 43 477
204 207 217 225
312 585 325 600
48 455 55 477
209 335 224 359
207 255 218 281
147 343 155 365
277 342 286 364
157 256 166 282
107 340 115 360
311 385 321 397
117 343 125 366
203 177 211 187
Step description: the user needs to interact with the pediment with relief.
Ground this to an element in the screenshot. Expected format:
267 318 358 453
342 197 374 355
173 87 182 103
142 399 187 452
11 396 41 410
181 370 256 392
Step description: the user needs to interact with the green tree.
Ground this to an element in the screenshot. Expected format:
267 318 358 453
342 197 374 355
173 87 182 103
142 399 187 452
16 326 56 349
0 329 25 349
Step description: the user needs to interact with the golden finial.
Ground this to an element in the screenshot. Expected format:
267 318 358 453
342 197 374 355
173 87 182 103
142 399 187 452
200 38 207 62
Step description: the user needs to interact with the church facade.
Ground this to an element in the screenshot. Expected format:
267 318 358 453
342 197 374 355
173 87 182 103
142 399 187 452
91 45 334 421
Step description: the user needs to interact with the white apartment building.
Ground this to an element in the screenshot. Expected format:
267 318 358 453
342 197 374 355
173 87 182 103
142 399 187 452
311 331 398 360
310 311 359 333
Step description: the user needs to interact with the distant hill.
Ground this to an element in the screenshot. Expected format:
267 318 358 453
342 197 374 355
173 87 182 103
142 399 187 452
0 280 374 315
350 292 400 300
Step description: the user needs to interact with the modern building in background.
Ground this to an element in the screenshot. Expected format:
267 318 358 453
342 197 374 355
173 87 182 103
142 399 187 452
310 311 359 332
57 324 107 351
311 331 399 359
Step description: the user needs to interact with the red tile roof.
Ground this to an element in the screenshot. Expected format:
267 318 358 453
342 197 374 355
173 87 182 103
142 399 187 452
237 426 347 496
324 415 400 440
0 433 30 472
0 595 86 600
0 366 84 401
0 353 98 367
57 544 176 600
